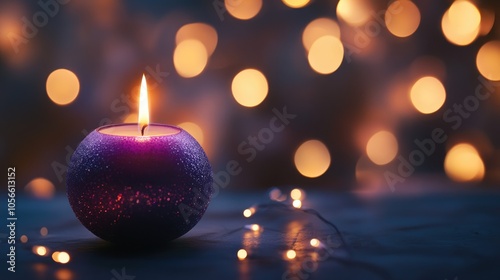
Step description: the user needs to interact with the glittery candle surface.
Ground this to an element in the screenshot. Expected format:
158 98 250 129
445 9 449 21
66 124 213 244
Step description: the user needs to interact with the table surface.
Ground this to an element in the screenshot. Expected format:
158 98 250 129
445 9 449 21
1 184 499 280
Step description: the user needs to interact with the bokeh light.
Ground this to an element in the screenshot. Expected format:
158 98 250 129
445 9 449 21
249 224 260 231
20 235 28 243
310 238 320 247
479 8 495 36
243 209 252 218
441 0 481 46
173 39 208 78
225 0 262 20
237 249 248 260
176 23 218 56
243 206 256 218
231 69 268 107
410 76 446 114
269 188 286 202
178 122 204 145
307 36 344 74
444 143 485 182
286 249 297 259
476 41 500 81
46 69 80 105
385 0 420 38
366 131 398 165
33 246 48 256
52 251 70 264
40 227 48 236
282 0 310 9
294 140 331 178
336 0 371 26
290 188 304 200
292 199 302 209
25 177 55 199
302 18 341 51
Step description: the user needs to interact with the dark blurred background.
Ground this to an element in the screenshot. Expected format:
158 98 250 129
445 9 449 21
2 0 500 197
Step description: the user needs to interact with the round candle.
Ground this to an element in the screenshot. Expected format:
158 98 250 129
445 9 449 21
66 75 213 244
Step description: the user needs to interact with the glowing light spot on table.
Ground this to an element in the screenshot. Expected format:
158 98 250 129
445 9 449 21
176 23 218 56
178 122 204 145
385 0 420 38
366 131 398 165
231 69 268 107
336 0 371 26
444 143 485 182
302 18 340 51
237 249 248 260
282 0 310 9
173 39 208 78
410 76 446 114
20 235 28 243
310 238 320 247
476 41 500 81
441 0 481 46
55 268 73 280
290 188 304 200
40 227 48 236
286 249 297 259
225 0 262 20
25 177 55 199
292 199 302 209
294 140 331 178
308 36 344 75
46 69 80 105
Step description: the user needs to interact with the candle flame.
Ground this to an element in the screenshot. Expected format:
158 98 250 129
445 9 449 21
138 74 149 135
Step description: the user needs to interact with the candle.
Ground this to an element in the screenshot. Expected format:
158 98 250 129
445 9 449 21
66 75 213 244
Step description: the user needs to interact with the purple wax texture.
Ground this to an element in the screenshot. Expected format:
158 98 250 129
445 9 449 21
66 124 213 244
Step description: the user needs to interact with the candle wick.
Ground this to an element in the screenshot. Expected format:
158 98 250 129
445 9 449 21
141 124 148 136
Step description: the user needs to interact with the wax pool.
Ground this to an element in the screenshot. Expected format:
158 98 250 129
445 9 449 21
66 123 213 244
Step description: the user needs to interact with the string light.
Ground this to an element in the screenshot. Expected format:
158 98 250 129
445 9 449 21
237 249 248 260
243 206 256 218
244 224 261 232
292 199 302 209
310 238 321 248
33 246 48 256
285 249 297 259
52 251 71 264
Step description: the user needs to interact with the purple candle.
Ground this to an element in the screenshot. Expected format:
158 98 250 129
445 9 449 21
66 76 213 243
